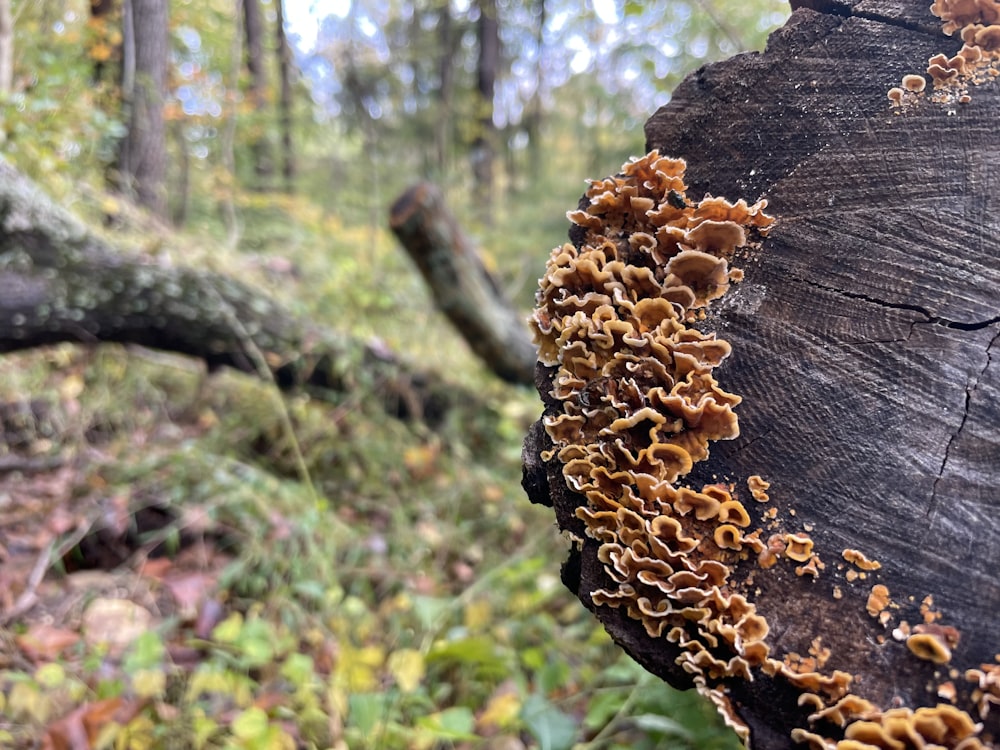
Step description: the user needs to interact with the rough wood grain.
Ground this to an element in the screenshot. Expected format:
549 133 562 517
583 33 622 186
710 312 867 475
523 2 999 747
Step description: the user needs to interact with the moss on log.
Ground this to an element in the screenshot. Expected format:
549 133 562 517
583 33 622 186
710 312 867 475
0 159 475 427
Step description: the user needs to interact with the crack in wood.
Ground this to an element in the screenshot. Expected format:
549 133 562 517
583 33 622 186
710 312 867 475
786 275 1000 524
926 329 1000 520
791 0 946 38
791 275 1000 331
732 427 775 457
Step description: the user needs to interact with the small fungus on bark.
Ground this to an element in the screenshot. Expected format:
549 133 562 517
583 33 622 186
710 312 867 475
887 0 1000 107
747 474 771 502
866 584 891 618
784 532 815 563
967 659 1000 719
842 548 882 571
908 632 954 664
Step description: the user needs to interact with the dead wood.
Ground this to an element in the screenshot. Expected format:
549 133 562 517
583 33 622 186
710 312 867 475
0 159 484 429
522 2 1000 747
390 181 536 385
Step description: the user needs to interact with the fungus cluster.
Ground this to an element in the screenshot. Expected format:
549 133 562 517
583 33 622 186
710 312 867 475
792 704 985 749
530 151 996 748
967 659 1000 719
532 150 775 738
888 0 1000 107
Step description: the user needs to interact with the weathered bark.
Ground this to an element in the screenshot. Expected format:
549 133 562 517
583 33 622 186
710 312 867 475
0 159 482 430
118 0 169 219
243 0 273 185
522 2 1000 748
274 0 295 192
0 0 13 96
389 182 535 385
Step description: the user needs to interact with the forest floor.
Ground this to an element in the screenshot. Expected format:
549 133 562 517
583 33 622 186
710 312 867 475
0 189 739 750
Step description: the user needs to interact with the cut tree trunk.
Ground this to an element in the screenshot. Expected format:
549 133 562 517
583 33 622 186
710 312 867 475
389 181 536 385
0 159 484 430
521 2 1000 748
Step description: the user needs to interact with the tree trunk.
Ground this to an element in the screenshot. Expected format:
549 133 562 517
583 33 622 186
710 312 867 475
118 0 169 220
434 0 457 175
521 2 1000 749
472 0 499 221
170 119 191 226
525 0 546 182
0 159 485 431
274 0 295 193
389 181 535 385
243 0 273 186
0 0 13 96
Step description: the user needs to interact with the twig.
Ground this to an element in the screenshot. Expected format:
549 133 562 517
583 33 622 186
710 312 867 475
0 521 93 625
0 454 66 474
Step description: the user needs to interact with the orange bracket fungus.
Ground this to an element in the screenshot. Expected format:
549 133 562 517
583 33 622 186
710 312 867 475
522 1 1000 747
525 147 998 749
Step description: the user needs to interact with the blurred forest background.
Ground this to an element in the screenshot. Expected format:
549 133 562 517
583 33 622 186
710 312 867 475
0 0 787 747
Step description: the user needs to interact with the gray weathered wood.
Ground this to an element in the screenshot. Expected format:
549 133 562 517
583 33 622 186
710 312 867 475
522 1 1000 747
390 181 536 385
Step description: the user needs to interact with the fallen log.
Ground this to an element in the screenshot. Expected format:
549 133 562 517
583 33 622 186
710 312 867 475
389 181 536 385
522 1 1000 747
0 159 482 428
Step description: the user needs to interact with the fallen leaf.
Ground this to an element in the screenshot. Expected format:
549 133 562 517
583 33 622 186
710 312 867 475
139 557 173 580
387 648 425 693
194 598 226 640
479 692 521 732
16 624 81 663
42 698 143 750
47 506 79 536
163 572 214 620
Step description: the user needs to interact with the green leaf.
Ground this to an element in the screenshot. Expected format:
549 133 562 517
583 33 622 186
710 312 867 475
416 706 477 740
280 652 314 685
583 688 628 732
211 612 243 643
632 713 695 739
411 595 451 630
123 631 165 673
537 658 570 695
520 693 577 750
235 617 276 667
348 692 386 735
427 636 499 665
231 706 269 740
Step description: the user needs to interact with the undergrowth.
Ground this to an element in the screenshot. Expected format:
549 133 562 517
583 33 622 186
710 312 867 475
0 177 741 749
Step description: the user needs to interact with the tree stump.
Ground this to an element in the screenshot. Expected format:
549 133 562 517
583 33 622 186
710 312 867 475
521 1 1000 747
